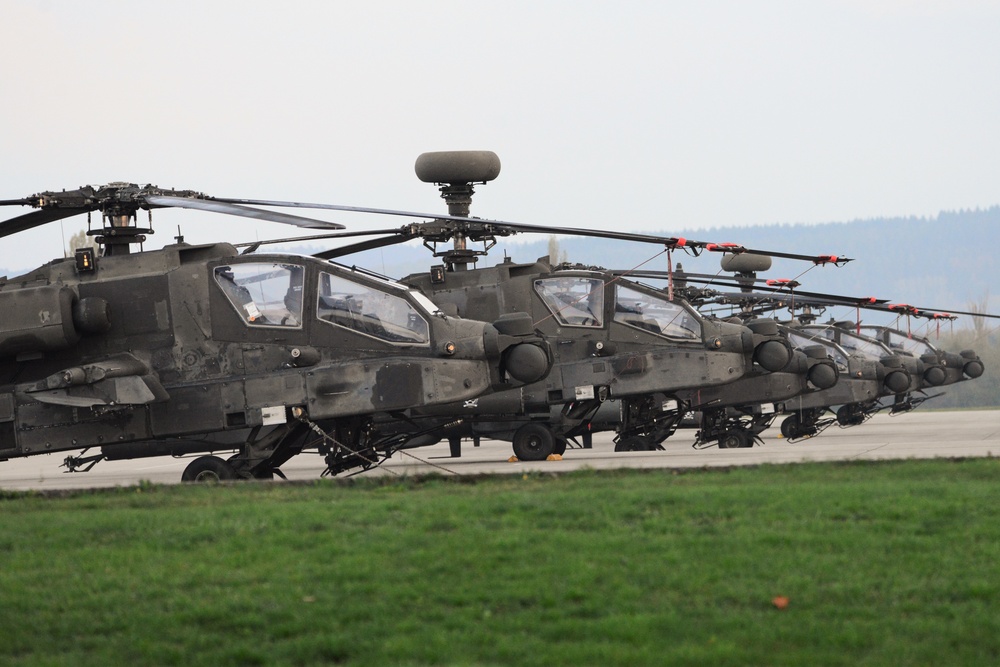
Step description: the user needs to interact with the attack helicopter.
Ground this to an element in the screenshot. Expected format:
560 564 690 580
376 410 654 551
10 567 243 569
0 184 551 481
668 266 989 438
295 151 852 460
595 254 842 449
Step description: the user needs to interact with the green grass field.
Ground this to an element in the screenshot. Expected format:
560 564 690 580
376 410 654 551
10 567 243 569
1 460 999 666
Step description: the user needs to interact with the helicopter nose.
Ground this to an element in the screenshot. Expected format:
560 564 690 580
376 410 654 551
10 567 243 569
877 358 910 393
884 370 910 393
754 340 791 372
963 359 985 378
797 345 837 388
503 343 549 383
807 360 838 390
923 365 947 386
960 350 985 378
744 319 791 372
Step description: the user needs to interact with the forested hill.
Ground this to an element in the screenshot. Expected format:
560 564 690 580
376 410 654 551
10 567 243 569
330 206 999 321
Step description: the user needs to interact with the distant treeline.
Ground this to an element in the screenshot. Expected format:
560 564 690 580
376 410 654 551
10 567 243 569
328 206 1000 317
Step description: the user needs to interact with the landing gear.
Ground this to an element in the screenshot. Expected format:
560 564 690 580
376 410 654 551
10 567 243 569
613 394 683 452
695 407 772 449
889 394 917 415
780 414 803 438
615 435 656 452
512 423 555 461
718 429 752 449
182 455 238 482
836 403 866 427
780 410 824 439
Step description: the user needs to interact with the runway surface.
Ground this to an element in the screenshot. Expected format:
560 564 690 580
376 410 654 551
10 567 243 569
1 409 997 492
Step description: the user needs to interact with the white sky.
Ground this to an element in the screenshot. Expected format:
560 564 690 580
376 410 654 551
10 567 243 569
1 0 998 271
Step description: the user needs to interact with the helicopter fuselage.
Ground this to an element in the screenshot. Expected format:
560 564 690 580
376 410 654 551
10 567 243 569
0 242 548 466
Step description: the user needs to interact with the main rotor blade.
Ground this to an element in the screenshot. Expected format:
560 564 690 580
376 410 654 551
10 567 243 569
143 195 345 230
314 234 416 260
221 197 688 244
674 276 892 306
213 198 474 219
233 228 405 250
0 207 90 240
695 283 1000 320
621 271 886 304
215 197 851 263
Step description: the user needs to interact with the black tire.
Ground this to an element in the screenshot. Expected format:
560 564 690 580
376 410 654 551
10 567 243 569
512 423 555 461
718 429 752 449
780 415 801 439
615 436 655 452
182 455 238 483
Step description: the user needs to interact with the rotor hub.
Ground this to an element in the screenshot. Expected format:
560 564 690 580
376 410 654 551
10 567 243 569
414 151 503 271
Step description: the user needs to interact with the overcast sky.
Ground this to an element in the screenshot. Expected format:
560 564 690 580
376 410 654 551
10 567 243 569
1 1 998 271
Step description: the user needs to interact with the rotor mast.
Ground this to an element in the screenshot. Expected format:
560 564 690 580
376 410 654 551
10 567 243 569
97 184 154 256
415 151 501 271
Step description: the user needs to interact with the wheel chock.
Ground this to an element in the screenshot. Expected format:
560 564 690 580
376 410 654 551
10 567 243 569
546 454 563 461
508 456 519 462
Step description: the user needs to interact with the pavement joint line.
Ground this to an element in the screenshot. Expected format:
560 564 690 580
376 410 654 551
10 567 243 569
849 441 894 459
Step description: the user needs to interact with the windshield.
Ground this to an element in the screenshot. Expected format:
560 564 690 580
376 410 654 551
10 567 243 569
534 276 605 327
786 330 848 371
861 326 936 356
614 284 701 340
835 331 892 360
317 271 429 344
215 263 304 327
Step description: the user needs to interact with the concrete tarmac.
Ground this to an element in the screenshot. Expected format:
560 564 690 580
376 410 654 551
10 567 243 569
2 409 998 492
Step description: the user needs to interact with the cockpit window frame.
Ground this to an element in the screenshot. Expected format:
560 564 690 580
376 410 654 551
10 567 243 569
860 326 936 356
533 276 606 328
316 270 431 346
613 283 702 341
213 262 306 329
785 329 849 371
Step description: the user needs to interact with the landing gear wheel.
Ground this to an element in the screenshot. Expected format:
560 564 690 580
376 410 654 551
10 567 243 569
182 456 238 483
836 404 864 427
512 423 555 461
780 414 802 439
718 429 752 449
615 436 656 452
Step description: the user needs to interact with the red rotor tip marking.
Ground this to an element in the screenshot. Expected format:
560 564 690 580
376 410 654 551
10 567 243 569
706 242 742 252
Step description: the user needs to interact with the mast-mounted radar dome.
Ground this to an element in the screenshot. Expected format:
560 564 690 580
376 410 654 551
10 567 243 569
415 151 501 185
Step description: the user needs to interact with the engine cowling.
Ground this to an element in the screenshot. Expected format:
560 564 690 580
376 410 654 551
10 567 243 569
0 285 111 359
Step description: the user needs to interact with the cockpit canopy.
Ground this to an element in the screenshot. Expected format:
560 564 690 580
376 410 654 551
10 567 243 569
214 262 431 344
532 275 702 341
